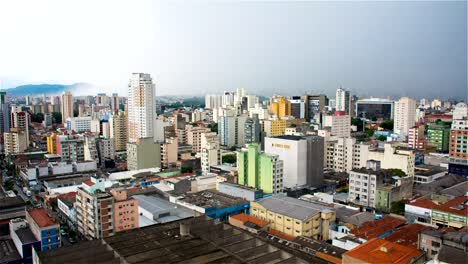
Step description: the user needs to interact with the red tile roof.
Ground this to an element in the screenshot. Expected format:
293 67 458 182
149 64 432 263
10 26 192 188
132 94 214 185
384 224 433 248
56 192 77 200
83 179 95 186
344 238 422 264
434 195 468 216
28 208 57 228
230 213 269 228
407 199 438 210
350 216 406 240
268 229 296 241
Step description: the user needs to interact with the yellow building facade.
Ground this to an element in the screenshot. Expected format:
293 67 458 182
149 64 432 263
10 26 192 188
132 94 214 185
270 97 291 118
46 132 58 154
250 196 335 240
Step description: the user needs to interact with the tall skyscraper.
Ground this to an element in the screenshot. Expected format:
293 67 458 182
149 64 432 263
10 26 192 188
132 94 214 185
0 91 10 135
60 91 73 124
302 94 328 122
127 73 155 143
335 87 351 115
394 97 417 137
111 93 119 113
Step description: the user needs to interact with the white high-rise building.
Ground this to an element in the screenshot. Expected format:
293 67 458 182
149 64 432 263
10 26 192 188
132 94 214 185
127 73 155 143
336 87 351 114
205 95 223 109
394 97 416 137
61 91 73 124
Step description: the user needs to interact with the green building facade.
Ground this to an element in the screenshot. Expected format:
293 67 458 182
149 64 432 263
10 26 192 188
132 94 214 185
427 121 451 152
237 144 283 194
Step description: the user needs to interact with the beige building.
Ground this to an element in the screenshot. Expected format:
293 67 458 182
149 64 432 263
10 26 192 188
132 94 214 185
110 189 139 233
126 137 161 171
251 196 335 240
323 112 351 138
368 143 415 177
201 132 220 175
186 125 210 153
325 137 370 172
109 111 128 151
394 97 417 137
4 128 28 155
161 137 178 168
75 177 114 239
61 91 73 124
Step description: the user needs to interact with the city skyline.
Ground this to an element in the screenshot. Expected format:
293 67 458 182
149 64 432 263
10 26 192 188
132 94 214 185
0 0 466 99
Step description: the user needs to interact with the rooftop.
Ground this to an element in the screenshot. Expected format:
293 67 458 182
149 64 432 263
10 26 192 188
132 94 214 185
414 164 447 176
344 238 422 264
38 216 313 264
27 208 58 228
230 213 269 229
179 190 248 209
255 195 332 221
350 216 406 240
407 199 438 210
83 179 95 186
341 211 376 228
16 226 39 244
0 237 21 263
434 195 468 216
383 224 433 248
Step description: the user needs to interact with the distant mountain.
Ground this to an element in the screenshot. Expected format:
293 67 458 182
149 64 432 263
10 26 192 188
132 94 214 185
5 83 95 96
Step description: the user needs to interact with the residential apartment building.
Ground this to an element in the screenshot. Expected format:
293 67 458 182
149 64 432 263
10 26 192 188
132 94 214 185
367 143 416 177
186 125 210 153
126 137 161 171
250 195 335 240
218 115 247 147
4 128 28 155
407 125 426 150
427 121 451 152
349 161 413 209
11 111 30 146
109 111 128 151
264 135 324 188
110 189 139 233
201 133 220 174
66 116 92 132
325 137 370 172
75 177 114 239
449 119 468 176
127 73 155 143
26 208 61 251
161 137 178 168
61 91 73 124
323 111 351 138
237 144 283 194
244 114 261 144
205 94 223 109
97 138 115 163
55 135 85 162
394 97 417 137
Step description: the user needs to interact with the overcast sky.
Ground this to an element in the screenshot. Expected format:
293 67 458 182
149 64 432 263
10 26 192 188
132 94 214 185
0 0 466 99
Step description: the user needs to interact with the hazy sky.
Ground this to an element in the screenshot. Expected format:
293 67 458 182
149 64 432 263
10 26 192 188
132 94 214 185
0 0 466 99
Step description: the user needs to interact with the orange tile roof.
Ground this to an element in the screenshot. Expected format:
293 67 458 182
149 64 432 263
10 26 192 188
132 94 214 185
315 252 342 264
350 216 406 240
28 208 57 228
83 179 95 186
407 199 438 210
268 230 296 241
230 213 269 227
434 195 468 216
344 238 422 264
384 224 433 248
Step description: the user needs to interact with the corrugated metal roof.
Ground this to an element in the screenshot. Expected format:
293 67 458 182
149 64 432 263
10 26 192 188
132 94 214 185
256 196 331 221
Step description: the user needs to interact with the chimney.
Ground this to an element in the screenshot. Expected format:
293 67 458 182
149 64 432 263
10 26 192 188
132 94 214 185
180 222 191 237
